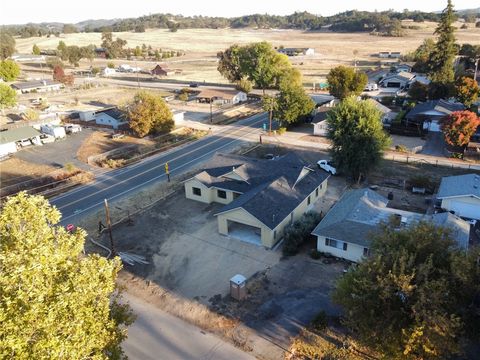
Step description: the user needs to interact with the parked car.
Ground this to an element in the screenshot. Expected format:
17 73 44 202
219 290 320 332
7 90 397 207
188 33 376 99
317 160 337 175
189 83 199 88
40 134 55 144
364 83 378 91
64 124 82 134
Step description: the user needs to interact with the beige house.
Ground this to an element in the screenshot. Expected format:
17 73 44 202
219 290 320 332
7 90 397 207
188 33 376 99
312 188 471 263
184 153 330 248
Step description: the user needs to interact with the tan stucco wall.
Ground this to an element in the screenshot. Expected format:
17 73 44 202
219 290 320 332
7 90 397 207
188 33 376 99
316 235 366 262
184 179 212 203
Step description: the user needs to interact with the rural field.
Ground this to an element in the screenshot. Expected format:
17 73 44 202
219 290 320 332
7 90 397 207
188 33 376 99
14 21 480 84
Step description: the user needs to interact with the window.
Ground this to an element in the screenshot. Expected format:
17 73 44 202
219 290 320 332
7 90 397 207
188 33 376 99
363 247 370 257
217 190 227 199
274 230 277 239
315 188 319 197
307 196 311 205
233 192 241 199
192 187 201 196
325 238 347 251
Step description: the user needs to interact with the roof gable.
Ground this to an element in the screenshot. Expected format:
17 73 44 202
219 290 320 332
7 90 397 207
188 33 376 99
437 173 480 199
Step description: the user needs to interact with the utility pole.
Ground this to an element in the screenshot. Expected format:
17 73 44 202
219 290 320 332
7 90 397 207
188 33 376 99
475 57 479 83
210 97 213 123
269 108 273 135
104 199 115 255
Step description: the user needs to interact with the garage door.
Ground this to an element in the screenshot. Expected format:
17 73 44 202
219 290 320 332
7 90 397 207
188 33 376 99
227 221 262 246
387 82 401 88
429 121 441 132
451 201 480 220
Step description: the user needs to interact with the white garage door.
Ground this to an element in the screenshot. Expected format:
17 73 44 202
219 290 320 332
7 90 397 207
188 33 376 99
429 121 441 132
451 201 480 220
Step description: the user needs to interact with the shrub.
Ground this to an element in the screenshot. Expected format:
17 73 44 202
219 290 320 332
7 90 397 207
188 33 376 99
408 175 435 192
63 162 76 173
282 212 322 256
309 249 322 260
107 62 115 69
395 144 408 153
380 96 395 106
310 311 328 332
277 127 287 135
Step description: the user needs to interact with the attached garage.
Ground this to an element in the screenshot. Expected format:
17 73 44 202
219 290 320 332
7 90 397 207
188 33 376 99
437 174 480 221
442 198 480 220
227 221 262 246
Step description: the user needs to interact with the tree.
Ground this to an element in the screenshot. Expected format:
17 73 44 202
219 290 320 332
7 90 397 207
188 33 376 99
428 0 457 84
0 83 17 109
127 91 174 137
327 97 390 182
133 46 142 57
411 38 436 73
333 220 480 359
23 108 39 121
441 110 480 147
57 40 67 60
235 78 253 93
0 60 20 81
262 95 278 134
217 44 243 83
326 66 368 100
46 57 64 69
32 44 40 55
52 65 74 86
62 24 78 34
455 76 479 107
275 74 315 126
0 192 135 359
101 32 127 59
178 92 188 103
408 81 429 102
65 45 83 66
0 32 16 60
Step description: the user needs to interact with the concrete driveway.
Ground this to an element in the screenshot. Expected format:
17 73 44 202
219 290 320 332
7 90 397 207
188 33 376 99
14 128 94 171
420 132 446 157
122 292 255 360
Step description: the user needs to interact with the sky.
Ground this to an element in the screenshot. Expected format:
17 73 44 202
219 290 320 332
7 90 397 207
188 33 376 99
0 0 476 25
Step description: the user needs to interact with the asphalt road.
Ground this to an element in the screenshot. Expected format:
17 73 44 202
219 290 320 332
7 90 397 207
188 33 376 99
51 112 268 224
122 292 255 360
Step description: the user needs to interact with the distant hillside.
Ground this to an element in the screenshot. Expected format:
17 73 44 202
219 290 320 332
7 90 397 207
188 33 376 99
1 7 478 38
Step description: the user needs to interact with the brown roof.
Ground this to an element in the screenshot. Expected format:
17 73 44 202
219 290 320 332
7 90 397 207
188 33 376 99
197 88 243 100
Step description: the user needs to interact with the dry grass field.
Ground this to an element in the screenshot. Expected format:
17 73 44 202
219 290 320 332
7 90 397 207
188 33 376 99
15 21 480 84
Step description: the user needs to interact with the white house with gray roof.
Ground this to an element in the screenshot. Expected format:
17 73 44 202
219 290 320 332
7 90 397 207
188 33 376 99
312 188 471 262
0 127 41 157
184 153 330 248
436 174 480 220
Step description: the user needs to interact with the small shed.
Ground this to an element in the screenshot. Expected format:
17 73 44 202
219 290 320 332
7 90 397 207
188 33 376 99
230 274 247 301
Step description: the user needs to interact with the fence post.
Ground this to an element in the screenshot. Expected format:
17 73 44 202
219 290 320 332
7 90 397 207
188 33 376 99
406 156 409 164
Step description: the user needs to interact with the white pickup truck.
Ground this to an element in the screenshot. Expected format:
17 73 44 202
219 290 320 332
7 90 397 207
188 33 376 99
317 160 337 175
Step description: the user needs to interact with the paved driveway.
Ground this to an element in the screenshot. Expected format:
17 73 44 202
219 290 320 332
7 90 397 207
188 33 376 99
14 128 94 171
420 132 446 157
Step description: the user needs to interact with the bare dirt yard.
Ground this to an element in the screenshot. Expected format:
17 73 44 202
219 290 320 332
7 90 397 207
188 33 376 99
14 22 480 84
0 157 57 188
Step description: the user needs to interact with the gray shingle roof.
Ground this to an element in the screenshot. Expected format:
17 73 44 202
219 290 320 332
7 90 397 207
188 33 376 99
0 127 41 145
11 80 61 90
430 212 470 249
193 153 329 229
98 108 126 121
437 173 480 199
406 100 465 119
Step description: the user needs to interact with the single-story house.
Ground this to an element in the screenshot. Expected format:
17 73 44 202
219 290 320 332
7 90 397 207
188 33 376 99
0 127 41 157
151 64 176 76
11 80 63 94
311 107 330 136
278 48 314 56
10 54 46 62
379 51 391 58
196 89 247 105
313 188 471 262
184 153 330 248
379 71 415 88
368 99 397 125
40 124 66 139
436 173 480 220
405 99 465 132
94 108 128 129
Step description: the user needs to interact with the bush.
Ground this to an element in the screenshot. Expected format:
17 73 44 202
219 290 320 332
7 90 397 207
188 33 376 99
380 96 395 106
310 311 328 332
282 212 322 256
277 127 287 135
395 144 408 153
309 249 322 259
107 62 115 69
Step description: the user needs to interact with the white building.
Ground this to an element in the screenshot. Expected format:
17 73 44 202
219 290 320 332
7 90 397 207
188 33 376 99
102 67 116 76
40 124 66 139
436 174 480 220
0 127 42 157
94 108 128 129
11 80 63 94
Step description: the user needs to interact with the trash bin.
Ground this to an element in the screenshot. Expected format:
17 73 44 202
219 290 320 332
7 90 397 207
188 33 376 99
230 274 247 301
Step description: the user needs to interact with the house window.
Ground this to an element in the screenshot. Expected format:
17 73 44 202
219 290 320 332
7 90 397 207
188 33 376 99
274 230 277 239
316 188 319 197
363 247 370 257
307 196 311 205
192 187 201 196
233 192 241 199
217 190 227 199
325 238 347 251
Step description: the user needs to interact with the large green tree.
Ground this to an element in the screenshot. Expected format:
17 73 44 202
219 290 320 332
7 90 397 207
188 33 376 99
428 0 457 84
0 192 134 359
327 97 390 182
0 32 16 60
411 38 436 73
32 44 41 55
455 76 479 107
128 91 174 137
101 32 127 59
0 83 17 109
333 221 480 359
408 81 429 102
326 65 367 100
0 59 20 81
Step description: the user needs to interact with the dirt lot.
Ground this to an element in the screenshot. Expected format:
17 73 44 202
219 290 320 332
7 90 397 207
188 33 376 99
0 157 57 188
14 23 480 84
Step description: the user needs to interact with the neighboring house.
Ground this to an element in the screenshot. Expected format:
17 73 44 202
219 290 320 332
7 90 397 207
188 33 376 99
10 54 46 62
278 48 314 56
379 71 415 88
405 99 465 132
151 64 176 76
394 63 413 73
311 107 330 136
312 188 471 262
118 64 141 73
184 153 330 248
409 74 430 86
0 127 41 157
196 89 247 105
94 108 128 129
11 80 63 94
310 94 336 107
436 173 480 220
378 51 390 58
368 99 397 125
40 124 66 139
